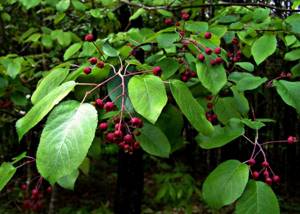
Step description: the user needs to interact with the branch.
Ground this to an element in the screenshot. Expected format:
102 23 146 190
120 0 300 12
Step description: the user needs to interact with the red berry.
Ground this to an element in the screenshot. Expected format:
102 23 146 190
131 117 143 127
207 103 213 109
164 18 173 25
46 186 52 193
179 30 185 37
99 122 108 131
265 177 273 185
133 142 140 149
263 170 270 177
205 48 212 55
198 54 205 62
32 188 39 196
95 99 104 108
181 75 189 82
215 57 223 64
261 161 269 167
123 144 130 150
97 61 105 68
233 57 240 62
214 47 221 54
181 12 190 20
83 67 92 75
210 59 216 65
152 66 161 76
22 199 32 210
106 132 115 142
252 171 260 179
84 34 94 42
287 136 297 144
104 102 115 112
20 184 27 191
204 32 212 39
190 71 197 77
206 95 213 101
114 130 123 138
236 50 242 57
272 175 280 183
232 37 239 45
88 57 98 65
124 134 134 143
247 158 256 166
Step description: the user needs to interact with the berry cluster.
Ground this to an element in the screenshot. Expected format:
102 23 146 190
204 96 218 124
83 57 105 75
227 37 242 63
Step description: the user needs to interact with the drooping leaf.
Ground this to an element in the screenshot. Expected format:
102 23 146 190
102 42 119 57
129 8 146 21
31 68 69 105
241 119 265 130
128 75 167 124
202 160 249 209
196 119 244 149
285 14 300 34
0 162 16 191
284 48 300 61
36 100 98 184
235 62 254 72
136 123 171 158
156 57 179 80
57 170 79 190
170 80 214 136
63 43 82 61
251 34 277 65
235 180 280 214
16 81 76 141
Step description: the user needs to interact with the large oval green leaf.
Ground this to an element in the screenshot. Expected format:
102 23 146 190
251 34 277 65
31 68 69 105
235 180 280 214
136 122 171 158
36 100 97 184
0 162 16 191
57 170 79 190
16 81 76 141
128 75 167 124
202 160 249 209
63 43 82 61
170 80 214 136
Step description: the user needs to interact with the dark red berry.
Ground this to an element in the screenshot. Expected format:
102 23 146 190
95 99 104 108
88 57 98 65
104 102 115 112
205 48 212 55
287 136 297 144
131 117 143 127
20 184 27 191
134 142 140 149
99 122 108 131
207 103 213 109
190 71 197 77
181 75 189 82
181 12 190 20
263 170 269 177
32 188 39 196
198 53 205 62
84 34 94 42
252 171 260 179
214 47 221 54
232 37 239 45
204 32 212 39
265 177 273 185
261 161 269 168
152 66 161 76
206 95 213 101
22 199 32 210
106 132 115 142
179 30 185 37
124 134 134 143
210 59 216 66
83 67 92 75
248 158 256 166
46 186 52 193
272 175 280 183
114 130 123 138
215 57 223 64
164 18 173 25
97 61 105 68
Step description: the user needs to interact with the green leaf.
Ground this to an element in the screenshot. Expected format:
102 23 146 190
235 62 254 72
214 97 242 124
129 8 146 21
284 48 300 61
16 81 76 141
202 160 249 209
285 35 297 47
291 63 300 77
231 86 249 115
196 62 227 95
241 119 265 130
136 123 171 158
79 158 90 175
63 43 82 61
56 0 70 12
273 80 300 113
196 119 244 149
19 0 41 9
156 57 179 80
170 80 214 136
31 68 69 105
36 100 98 184
6 58 23 79
229 72 267 91
251 34 277 65
157 9 173 17
156 32 179 49
128 75 167 124
285 14 300 34
236 180 280 214
0 162 16 191
57 170 79 190
102 42 119 57
185 21 208 33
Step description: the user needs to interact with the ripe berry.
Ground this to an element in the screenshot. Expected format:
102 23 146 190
287 136 297 144
83 67 92 75
215 57 223 64
204 32 212 39
263 170 269 177
164 18 173 25
207 103 213 109
265 177 273 185
134 142 140 149
104 102 115 112
20 184 27 191
210 59 216 66
179 30 185 37
97 61 105 68
205 48 212 55
99 122 108 131
190 71 197 77
261 161 269 167
106 132 115 142
247 158 256 166
131 117 143 127
95 99 104 108
232 37 239 45
88 57 98 65
46 186 52 193
22 199 32 210
152 66 161 76
124 134 134 143
181 75 189 82
206 95 213 101
272 175 280 183
84 33 94 42
181 12 190 20
114 130 123 138
252 171 260 179
214 47 221 54
198 54 205 62
32 188 39 196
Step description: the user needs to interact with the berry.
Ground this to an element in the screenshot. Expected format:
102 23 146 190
32 188 39 196
190 71 197 77
204 32 212 39
206 95 213 101
247 158 256 166
95 99 104 108
210 59 216 66
84 34 94 42
97 61 105 68
272 175 280 183
20 184 27 190
46 186 52 193
181 12 190 20
106 132 115 142
179 30 185 37
88 57 98 65
205 48 212 55
83 67 92 75
233 57 240 62
124 134 134 143
114 130 123 138
252 171 260 179
99 122 108 131
207 103 213 109
134 142 140 149
152 66 161 76
261 161 269 168
215 57 223 64
131 117 143 127
22 199 32 210
104 102 115 112
263 170 270 177
181 75 189 82
164 18 173 25
198 54 205 62
214 47 221 54
287 136 297 144
232 37 239 45
265 177 273 185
